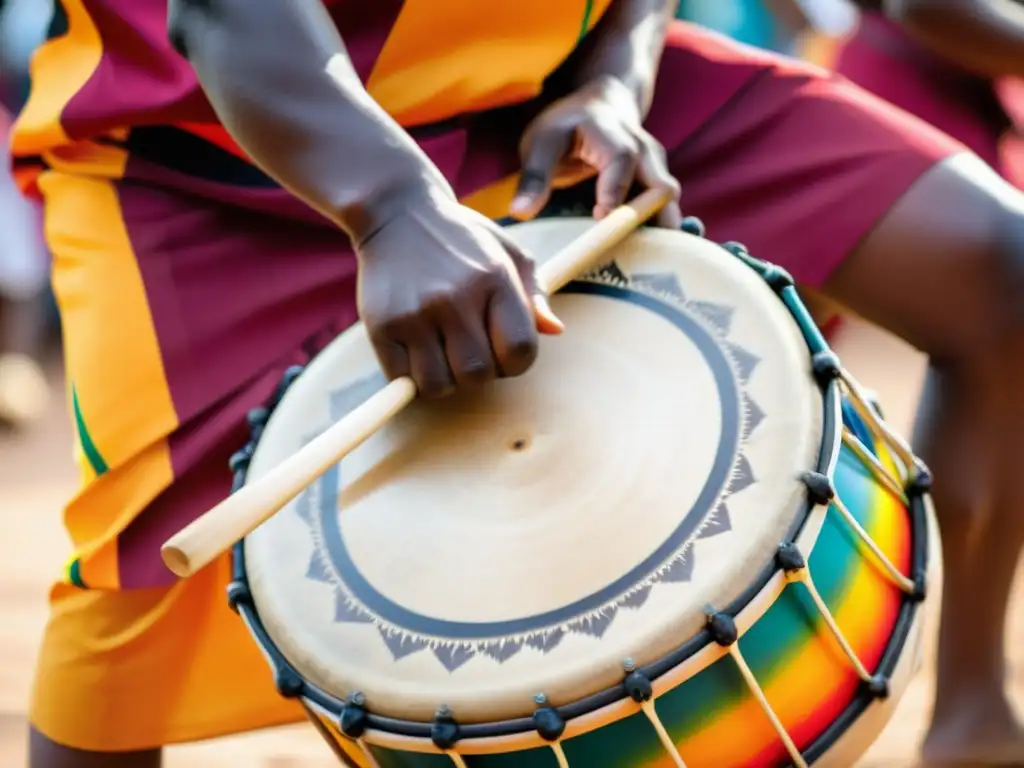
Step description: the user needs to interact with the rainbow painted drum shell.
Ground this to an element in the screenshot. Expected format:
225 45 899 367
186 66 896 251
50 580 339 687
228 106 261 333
229 222 940 768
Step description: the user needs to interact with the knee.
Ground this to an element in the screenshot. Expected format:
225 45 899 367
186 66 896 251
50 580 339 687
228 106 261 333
920 197 1024 370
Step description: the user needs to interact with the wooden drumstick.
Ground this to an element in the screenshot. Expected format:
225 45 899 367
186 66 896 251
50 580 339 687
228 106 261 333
161 188 671 578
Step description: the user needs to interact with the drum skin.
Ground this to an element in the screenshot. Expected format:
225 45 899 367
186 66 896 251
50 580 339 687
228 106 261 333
233 221 940 768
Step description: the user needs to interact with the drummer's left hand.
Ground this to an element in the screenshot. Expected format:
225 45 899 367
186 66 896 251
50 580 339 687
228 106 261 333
510 75 683 228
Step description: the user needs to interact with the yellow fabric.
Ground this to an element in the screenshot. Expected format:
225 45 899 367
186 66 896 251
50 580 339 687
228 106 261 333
30 556 304 751
368 0 614 126
27 169 524 749
40 171 178 591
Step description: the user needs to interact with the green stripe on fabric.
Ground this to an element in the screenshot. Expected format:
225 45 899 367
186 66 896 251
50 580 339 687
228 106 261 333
579 0 595 41
68 558 88 588
72 384 108 475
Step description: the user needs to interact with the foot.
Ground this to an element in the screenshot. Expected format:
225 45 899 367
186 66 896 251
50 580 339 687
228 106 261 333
921 696 1024 766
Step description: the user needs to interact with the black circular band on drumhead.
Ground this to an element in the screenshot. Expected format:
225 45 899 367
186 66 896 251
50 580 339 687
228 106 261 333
312 281 741 639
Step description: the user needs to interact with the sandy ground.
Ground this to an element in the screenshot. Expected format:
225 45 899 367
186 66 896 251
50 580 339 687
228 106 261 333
1 320 1020 767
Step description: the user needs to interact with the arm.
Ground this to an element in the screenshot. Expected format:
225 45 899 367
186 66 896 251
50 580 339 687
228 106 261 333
884 0 1024 79
168 0 558 401
550 0 678 117
166 0 452 242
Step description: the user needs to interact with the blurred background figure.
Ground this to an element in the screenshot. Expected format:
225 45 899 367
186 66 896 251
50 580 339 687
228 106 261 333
677 0 857 57
0 0 55 430
679 0 808 54
790 0 859 64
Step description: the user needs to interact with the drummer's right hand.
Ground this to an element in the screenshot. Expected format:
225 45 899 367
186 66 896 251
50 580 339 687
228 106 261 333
354 186 564 399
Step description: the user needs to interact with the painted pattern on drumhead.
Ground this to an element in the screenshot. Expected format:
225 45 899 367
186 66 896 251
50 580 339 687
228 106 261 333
293 262 767 672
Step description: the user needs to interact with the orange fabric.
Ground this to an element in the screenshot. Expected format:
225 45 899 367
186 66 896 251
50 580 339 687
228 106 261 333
10 0 103 156
30 555 304 751
368 0 614 126
27 164 522 749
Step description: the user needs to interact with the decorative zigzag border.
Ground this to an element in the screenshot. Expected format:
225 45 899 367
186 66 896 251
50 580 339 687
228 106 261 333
294 262 765 672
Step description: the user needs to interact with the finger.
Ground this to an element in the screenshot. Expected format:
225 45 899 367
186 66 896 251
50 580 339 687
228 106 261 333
488 225 564 335
637 138 683 229
440 308 499 390
655 198 684 230
511 127 573 220
487 283 540 378
403 326 457 399
369 334 412 381
593 141 640 220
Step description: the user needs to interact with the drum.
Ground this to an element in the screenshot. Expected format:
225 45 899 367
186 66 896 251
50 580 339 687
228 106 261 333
228 220 941 768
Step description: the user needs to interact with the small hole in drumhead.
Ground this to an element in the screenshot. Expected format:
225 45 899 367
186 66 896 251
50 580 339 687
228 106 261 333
510 437 529 451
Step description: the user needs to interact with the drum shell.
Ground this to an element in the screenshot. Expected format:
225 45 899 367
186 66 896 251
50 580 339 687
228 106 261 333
232 383 938 768
229 222 940 767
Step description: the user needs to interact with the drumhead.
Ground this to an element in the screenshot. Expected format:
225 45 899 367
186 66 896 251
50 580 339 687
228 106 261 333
243 221 823 723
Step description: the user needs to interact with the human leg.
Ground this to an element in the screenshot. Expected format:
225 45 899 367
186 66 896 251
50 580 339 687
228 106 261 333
29 729 161 768
645 23 1024 763
825 156 1024 765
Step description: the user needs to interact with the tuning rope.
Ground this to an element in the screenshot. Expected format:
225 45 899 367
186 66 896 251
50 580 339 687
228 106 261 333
717 368 922 768
547 741 571 768
356 739 381 768
640 700 688 767
728 642 809 768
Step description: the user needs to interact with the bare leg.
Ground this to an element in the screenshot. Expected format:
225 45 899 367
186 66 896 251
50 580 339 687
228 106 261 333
29 727 162 768
824 153 1024 765
909 370 1024 766
5 295 49 355
0 291 49 428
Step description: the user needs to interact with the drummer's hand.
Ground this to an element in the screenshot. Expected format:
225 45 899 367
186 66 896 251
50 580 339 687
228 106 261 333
355 186 564 399
510 76 683 228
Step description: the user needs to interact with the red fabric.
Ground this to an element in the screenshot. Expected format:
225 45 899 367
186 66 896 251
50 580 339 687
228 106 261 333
835 12 1011 177
649 24 958 286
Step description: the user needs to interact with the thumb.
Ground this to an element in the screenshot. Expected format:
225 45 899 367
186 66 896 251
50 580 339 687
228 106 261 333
488 221 565 335
510 126 572 221
513 255 564 336
530 291 565 336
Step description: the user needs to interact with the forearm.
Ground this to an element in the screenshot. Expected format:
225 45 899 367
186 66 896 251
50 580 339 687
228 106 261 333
168 0 451 240
554 0 678 116
887 0 1024 78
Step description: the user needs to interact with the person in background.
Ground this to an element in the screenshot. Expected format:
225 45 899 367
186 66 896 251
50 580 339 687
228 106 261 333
0 0 53 428
789 0 859 65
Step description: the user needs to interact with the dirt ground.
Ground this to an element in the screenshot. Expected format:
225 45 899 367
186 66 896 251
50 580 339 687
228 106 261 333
1 320 1020 767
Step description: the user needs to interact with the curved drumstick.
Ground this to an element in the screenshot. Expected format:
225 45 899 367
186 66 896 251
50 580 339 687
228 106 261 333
161 188 671 578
